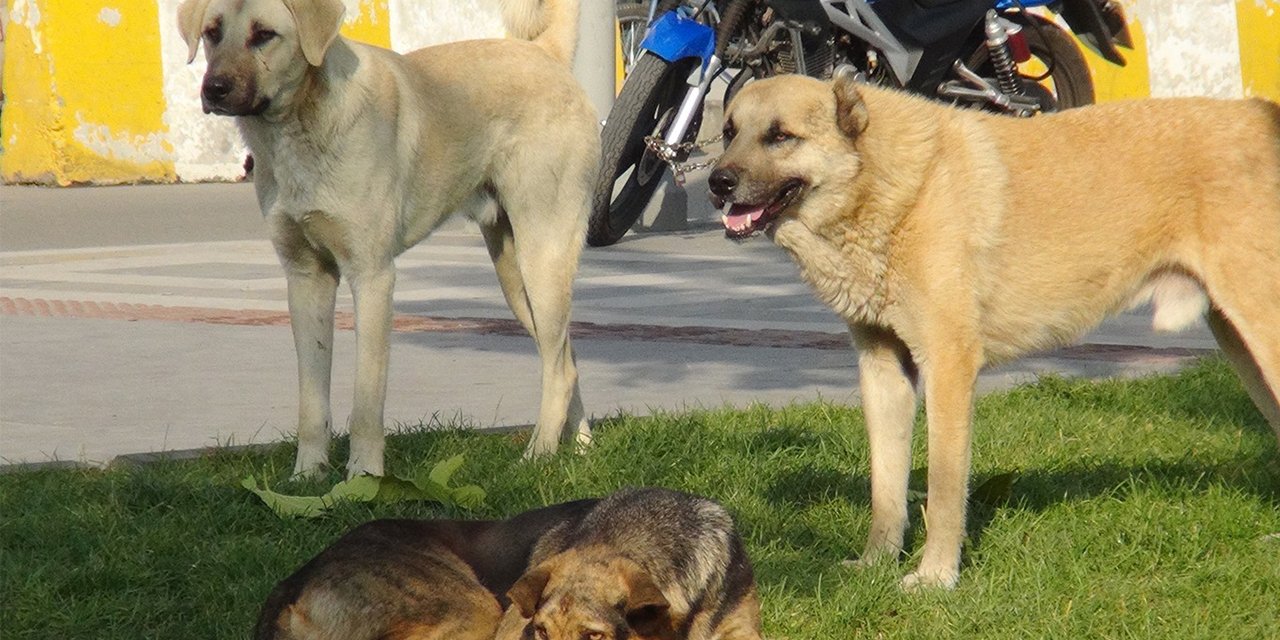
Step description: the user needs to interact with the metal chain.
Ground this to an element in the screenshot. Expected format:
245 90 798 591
644 132 724 186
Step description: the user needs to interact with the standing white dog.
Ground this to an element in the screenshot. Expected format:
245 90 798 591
178 0 599 477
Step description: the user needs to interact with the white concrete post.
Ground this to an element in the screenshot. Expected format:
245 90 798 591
572 1 617 123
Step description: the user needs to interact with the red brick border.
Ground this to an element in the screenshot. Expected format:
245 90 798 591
0 296 1214 362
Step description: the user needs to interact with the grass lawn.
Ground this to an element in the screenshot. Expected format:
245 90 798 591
2 358 1278 639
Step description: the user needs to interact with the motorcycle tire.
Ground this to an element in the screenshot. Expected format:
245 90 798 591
969 13 1095 111
587 52 700 247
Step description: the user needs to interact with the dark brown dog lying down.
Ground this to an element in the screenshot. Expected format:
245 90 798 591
255 489 763 640
254 499 598 640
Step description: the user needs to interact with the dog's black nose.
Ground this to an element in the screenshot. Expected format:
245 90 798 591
708 168 738 198
202 76 234 104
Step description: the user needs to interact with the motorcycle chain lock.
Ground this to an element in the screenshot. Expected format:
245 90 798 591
644 133 725 186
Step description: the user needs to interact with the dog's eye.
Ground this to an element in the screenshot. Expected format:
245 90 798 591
249 27 278 48
722 123 736 144
203 25 223 45
533 625 550 640
764 126 796 145
582 632 605 640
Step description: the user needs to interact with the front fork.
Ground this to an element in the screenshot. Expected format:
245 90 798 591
662 54 724 148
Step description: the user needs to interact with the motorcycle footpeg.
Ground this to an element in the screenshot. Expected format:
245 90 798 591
939 61 1039 116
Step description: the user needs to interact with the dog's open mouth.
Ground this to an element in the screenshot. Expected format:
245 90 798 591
720 179 805 240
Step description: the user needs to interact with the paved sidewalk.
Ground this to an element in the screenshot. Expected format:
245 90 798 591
0 183 1216 468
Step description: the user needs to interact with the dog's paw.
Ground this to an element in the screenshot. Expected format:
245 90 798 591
571 426 593 454
345 456 384 479
291 453 330 480
899 567 959 592
521 442 555 461
842 543 901 570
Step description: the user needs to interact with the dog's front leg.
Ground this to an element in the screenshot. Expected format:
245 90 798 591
903 340 981 590
346 266 395 478
276 238 341 479
851 325 919 567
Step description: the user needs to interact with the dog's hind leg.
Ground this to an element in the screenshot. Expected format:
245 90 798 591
1198 210 1280 445
482 212 592 455
273 216 341 478
515 238 588 459
850 325 919 567
1207 310 1280 440
481 212 538 337
498 197 589 459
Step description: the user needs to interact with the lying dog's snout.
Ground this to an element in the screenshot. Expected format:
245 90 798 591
708 168 739 199
202 75 234 107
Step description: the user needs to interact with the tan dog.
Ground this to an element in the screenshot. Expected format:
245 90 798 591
709 74 1280 589
176 0 599 477
500 488 763 640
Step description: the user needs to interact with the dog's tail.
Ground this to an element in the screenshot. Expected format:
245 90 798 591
500 0 580 64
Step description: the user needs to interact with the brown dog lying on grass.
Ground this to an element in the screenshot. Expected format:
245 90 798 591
500 487 763 640
256 489 762 640
254 499 598 640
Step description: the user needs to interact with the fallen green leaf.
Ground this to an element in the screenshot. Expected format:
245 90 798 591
240 476 330 518
242 455 486 518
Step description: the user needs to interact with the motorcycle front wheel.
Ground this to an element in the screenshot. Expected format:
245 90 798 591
587 52 700 247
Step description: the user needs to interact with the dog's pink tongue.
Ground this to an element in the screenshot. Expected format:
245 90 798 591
723 203 765 232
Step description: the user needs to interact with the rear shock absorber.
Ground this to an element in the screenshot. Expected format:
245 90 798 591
984 10 1022 97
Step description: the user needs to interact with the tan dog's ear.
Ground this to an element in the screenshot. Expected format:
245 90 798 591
621 565 672 637
177 0 212 64
832 73 869 138
508 565 551 619
281 0 346 67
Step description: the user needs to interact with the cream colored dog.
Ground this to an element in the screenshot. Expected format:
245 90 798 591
709 73 1280 589
177 0 599 477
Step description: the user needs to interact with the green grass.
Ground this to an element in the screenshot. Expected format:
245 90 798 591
3 358 1278 639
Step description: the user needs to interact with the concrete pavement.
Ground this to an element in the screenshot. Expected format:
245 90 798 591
0 183 1216 468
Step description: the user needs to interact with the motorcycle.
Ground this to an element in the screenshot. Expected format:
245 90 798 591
588 0 1132 247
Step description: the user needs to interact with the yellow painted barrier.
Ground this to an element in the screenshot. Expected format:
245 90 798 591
3 0 174 185
1236 0 1280 101
0 0 394 186
1080 8 1152 102
339 0 392 49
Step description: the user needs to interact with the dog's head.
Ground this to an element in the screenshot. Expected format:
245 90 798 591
177 0 345 118
709 73 870 239
507 550 675 640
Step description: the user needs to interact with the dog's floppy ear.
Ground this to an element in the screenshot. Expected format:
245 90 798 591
832 72 869 138
508 565 552 619
177 0 212 64
621 565 672 636
281 0 346 67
